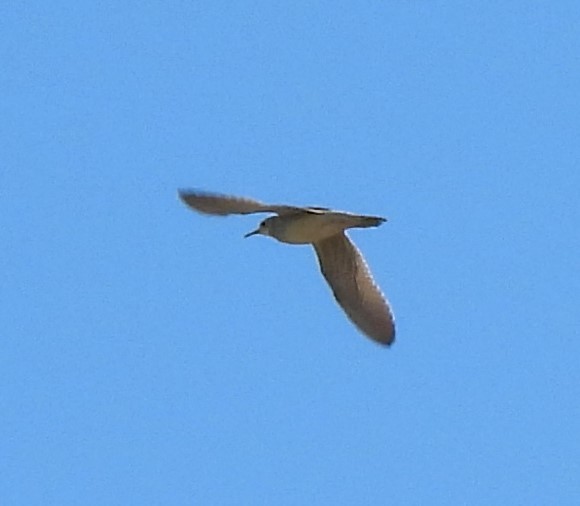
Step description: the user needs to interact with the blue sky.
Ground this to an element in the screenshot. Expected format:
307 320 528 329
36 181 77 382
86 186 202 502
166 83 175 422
2 1 579 504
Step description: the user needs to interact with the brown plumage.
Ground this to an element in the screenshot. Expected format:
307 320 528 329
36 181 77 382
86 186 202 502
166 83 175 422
179 189 395 346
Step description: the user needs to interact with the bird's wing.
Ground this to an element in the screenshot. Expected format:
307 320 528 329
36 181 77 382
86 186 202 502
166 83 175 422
178 189 309 216
313 233 395 346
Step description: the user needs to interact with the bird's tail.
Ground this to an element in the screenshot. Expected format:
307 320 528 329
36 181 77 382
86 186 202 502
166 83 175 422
351 215 387 229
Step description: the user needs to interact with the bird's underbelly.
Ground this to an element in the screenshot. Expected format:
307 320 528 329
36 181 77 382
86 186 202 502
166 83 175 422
273 215 346 244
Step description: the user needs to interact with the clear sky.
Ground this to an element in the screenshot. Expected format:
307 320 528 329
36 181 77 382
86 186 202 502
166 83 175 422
2 1 579 504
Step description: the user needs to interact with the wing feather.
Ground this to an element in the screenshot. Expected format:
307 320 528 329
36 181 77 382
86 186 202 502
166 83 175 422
178 189 307 216
313 233 395 346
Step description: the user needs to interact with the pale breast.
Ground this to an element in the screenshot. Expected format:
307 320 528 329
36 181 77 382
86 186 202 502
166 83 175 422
271 214 347 244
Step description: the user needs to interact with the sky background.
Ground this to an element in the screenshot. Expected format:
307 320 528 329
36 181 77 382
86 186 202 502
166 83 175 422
2 1 580 504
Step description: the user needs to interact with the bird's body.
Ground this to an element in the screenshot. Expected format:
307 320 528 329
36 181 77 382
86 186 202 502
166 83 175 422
179 189 395 346
260 212 386 245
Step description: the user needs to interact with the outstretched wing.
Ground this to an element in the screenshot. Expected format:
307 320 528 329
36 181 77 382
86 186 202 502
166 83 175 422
313 233 395 346
178 189 307 216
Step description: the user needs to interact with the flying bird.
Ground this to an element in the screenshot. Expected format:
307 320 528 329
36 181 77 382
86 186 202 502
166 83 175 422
178 189 395 346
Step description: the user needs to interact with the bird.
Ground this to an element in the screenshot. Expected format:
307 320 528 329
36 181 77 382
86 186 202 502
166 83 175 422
178 189 395 346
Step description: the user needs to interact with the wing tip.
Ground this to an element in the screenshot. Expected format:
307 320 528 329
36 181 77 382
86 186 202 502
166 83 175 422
177 188 207 199
178 188 230 216
372 327 396 347
177 188 199 203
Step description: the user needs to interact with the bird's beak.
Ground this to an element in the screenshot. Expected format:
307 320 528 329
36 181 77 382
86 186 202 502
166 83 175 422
244 229 260 238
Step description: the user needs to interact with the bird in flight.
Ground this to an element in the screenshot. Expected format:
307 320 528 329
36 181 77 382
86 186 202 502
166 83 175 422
178 189 395 346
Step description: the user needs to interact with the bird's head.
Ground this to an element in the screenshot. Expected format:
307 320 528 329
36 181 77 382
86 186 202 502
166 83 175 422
244 217 275 238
